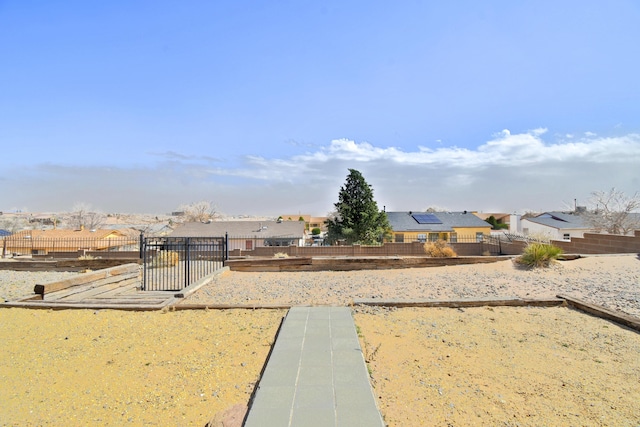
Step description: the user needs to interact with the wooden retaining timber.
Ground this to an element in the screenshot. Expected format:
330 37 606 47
353 297 566 309
171 304 293 310
559 294 640 333
34 263 141 296
225 256 508 272
0 258 141 272
1 301 173 311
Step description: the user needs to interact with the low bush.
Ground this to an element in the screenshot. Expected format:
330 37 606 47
152 250 180 268
515 243 563 268
273 252 289 259
424 240 457 257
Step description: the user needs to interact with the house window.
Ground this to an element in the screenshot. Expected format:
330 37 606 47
450 233 458 243
563 233 570 240
245 240 253 250
395 233 404 243
428 233 439 242
417 234 426 243
476 232 484 242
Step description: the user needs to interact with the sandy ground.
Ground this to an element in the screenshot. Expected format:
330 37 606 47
354 306 640 426
1 255 639 426
0 309 284 426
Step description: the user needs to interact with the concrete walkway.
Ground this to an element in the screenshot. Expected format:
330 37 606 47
244 306 385 427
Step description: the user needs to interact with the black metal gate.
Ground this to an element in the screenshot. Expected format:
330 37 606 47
141 236 227 291
482 235 502 256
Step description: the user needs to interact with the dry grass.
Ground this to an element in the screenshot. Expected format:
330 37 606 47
424 240 457 257
151 250 180 267
514 243 563 268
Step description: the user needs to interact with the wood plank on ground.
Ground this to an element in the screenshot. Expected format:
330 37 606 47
1 301 171 311
85 280 140 298
558 294 640 332
53 280 138 302
353 297 565 308
34 264 140 295
225 256 507 272
42 273 139 301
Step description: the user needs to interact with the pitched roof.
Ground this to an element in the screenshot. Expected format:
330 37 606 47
473 212 511 222
524 212 590 230
386 211 491 232
170 221 306 238
9 229 126 239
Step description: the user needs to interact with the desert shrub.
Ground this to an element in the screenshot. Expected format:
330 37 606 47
152 250 180 267
273 252 289 259
424 240 457 257
515 243 563 268
78 254 95 260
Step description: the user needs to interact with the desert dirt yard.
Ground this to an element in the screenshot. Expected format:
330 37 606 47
0 309 285 426
1 306 639 426
1 255 639 426
354 306 640 427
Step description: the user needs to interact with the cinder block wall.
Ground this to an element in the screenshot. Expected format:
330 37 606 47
552 230 640 254
227 231 640 258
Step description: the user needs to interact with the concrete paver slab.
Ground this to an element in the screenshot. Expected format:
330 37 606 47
244 307 384 427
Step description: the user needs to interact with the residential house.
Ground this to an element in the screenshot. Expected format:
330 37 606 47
519 212 592 240
4 228 135 255
473 212 510 230
277 214 329 232
104 223 174 236
386 211 492 243
169 220 306 251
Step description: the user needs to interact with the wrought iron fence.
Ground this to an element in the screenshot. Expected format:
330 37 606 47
1 236 140 257
141 236 227 291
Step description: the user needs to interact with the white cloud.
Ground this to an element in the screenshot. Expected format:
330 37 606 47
219 129 640 177
3 130 640 215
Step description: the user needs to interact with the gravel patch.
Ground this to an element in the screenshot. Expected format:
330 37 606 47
0 270 81 302
181 255 640 318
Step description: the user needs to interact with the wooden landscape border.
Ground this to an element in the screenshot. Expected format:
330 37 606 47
225 255 508 272
33 263 140 296
0 258 141 272
558 294 640 333
3 294 639 333
352 297 566 308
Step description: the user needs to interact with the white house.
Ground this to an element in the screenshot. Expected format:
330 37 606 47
519 212 592 241
169 220 306 251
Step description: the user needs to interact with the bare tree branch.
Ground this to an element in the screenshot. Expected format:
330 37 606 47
65 203 107 230
178 201 218 223
582 188 640 235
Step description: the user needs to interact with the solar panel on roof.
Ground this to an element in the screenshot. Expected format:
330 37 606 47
412 213 442 224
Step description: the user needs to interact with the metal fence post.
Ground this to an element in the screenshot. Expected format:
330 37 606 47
184 237 190 289
139 232 144 259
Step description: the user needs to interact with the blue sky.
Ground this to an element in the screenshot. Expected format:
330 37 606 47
1 1 639 216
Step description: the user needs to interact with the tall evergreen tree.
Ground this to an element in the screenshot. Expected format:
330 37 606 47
326 169 390 245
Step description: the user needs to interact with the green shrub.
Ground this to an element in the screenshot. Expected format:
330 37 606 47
424 240 457 257
515 243 563 268
152 250 180 267
311 227 321 235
